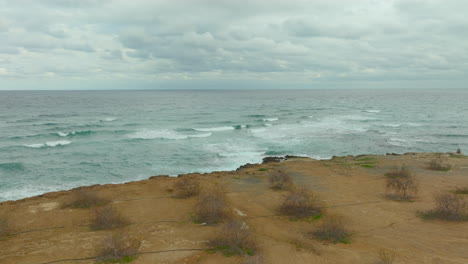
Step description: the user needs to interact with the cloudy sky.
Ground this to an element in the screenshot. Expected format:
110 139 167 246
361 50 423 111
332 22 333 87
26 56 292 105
0 0 467 90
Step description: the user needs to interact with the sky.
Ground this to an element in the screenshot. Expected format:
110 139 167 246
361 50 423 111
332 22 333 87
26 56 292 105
0 0 467 90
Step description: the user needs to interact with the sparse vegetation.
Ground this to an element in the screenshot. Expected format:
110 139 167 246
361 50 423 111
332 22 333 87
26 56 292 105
258 168 268 171
426 158 452 171
384 166 418 200
455 187 468 195
96 232 140 263
377 250 395 264
311 215 350 244
242 255 264 264
279 187 322 219
0 216 11 237
91 206 129 230
419 193 468 221
62 189 110 209
209 219 257 257
173 177 200 198
269 170 292 190
194 188 228 224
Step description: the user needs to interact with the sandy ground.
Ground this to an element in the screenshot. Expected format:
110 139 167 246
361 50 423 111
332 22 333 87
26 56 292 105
1 153 467 264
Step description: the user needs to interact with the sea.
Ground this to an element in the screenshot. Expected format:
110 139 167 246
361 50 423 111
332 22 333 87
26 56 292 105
1 89 467 201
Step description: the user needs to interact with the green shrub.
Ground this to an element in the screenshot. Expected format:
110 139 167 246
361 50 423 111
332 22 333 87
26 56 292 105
311 215 350 244
209 219 257 256
279 187 322 219
419 193 468 221
384 166 418 200
96 232 140 263
426 158 452 171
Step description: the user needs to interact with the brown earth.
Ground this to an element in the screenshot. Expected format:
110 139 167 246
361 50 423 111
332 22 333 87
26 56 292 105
1 153 467 264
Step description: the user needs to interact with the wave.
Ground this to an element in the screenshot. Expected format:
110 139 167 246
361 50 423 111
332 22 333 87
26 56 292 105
262 118 279 122
0 162 25 172
234 125 249 130
57 130 93 137
128 130 212 140
194 126 235 132
364 109 381 113
101 117 117 122
23 140 72 148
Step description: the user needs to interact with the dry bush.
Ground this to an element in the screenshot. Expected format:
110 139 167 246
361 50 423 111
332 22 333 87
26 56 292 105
194 188 228 224
62 189 110 209
96 232 140 263
377 250 395 264
173 177 200 198
420 193 468 221
384 165 411 178
209 219 257 256
384 166 418 200
269 170 293 190
311 215 350 244
90 206 129 230
242 255 264 264
427 158 452 171
0 216 11 237
279 187 322 219
454 186 468 195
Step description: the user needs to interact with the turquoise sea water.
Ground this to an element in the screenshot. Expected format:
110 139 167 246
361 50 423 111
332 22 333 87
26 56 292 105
1 89 467 201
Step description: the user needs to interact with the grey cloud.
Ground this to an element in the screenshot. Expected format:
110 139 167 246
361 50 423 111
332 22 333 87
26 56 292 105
0 0 467 89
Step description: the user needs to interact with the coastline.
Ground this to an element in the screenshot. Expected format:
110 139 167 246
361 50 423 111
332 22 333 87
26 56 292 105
1 152 467 263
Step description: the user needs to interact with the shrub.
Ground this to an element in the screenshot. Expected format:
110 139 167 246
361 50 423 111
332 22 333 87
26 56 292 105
427 158 452 171
269 170 292 190
279 187 322 219
384 166 418 200
0 216 11 237
420 193 468 221
62 189 110 209
242 255 264 264
454 187 468 195
173 177 200 198
377 250 395 264
194 189 228 224
209 219 257 256
96 232 140 263
384 166 411 179
91 206 129 230
311 215 350 244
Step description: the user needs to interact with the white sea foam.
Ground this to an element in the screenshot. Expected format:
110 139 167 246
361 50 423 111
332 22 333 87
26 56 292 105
262 118 279 122
264 123 272 127
128 130 211 140
24 140 72 148
103 117 117 122
194 126 235 132
364 109 381 113
58 132 69 137
128 130 188 140
188 132 212 138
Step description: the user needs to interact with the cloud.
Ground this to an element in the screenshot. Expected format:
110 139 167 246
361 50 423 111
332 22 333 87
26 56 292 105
0 0 467 89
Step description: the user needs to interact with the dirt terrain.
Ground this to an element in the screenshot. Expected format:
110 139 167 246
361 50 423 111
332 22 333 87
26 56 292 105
1 153 467 264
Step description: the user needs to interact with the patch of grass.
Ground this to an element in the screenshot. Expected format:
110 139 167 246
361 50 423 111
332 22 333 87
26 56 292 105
384 166 418 200
62 189 110 209
91 206 130 230
377 250 395 264
454 187 468 195
96 232 140 263
419 193 468 221
279 187 322 219
0 216 11 237
356 157 374 161
208 219 257 257
311 215 351 244
361 164 375 168
258 168 268 171
269 170 293 190
426 158 452 171
194 188 229 225
449 154 467 159
173 177 200 198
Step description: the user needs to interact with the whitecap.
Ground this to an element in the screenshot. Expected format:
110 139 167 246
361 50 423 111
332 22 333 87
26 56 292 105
188 132 212 138
24 140 72 148
128 130 188 140
58 132 69 137
102 117 117 122
264 123 272 127
364 110 381 113
262 118 279 122
194 126 235 132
